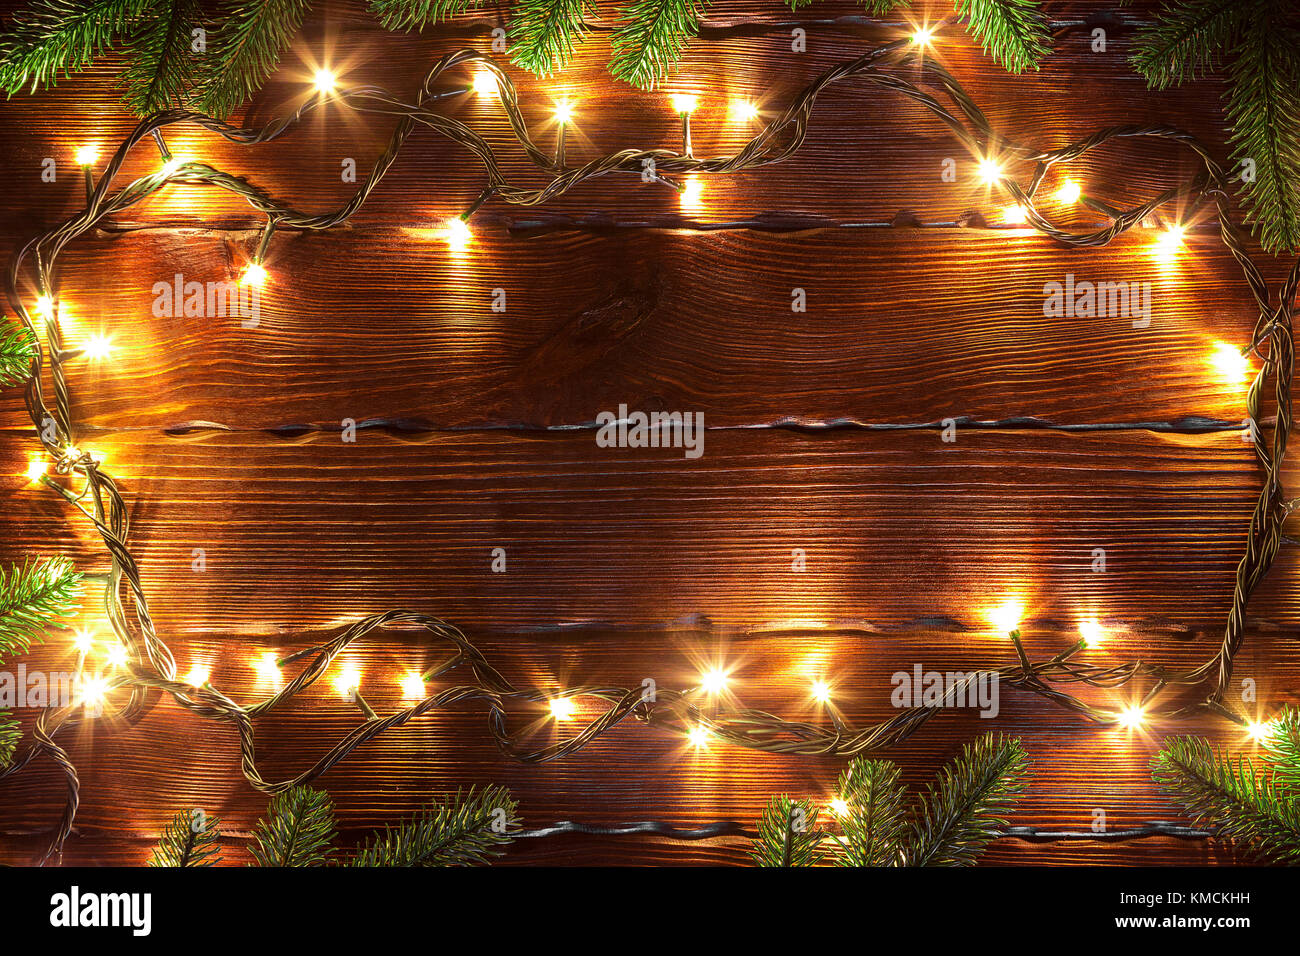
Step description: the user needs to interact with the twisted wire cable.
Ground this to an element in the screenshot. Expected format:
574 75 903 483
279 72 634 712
2 34 1296 864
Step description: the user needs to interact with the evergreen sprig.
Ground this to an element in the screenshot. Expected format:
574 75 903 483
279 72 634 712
117 0 203 114
1129 0 1300 252
0 324 37 387
193 0 313 118
370 0 483 31
750 795 824 866
508 0 589 76
0 556 83 660
1152 732 1300 864
349 786 520 865
955 0 1050 73
751 733 1029 867
609 0 703 91
1267 708 1300 794
149 808 223 866
0 0 156 96
0 711 19 770
247 785 336 866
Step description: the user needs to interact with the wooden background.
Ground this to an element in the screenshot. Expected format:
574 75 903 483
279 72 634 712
2 0 1298 866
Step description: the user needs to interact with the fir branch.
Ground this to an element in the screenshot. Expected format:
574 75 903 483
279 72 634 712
149 808 223 866
0 0 156 96
0 323 37 387
955 0 1050 73
193 0 312 118
350 786 520 866
509 0 588 76
907 732 1029 866
1267 707 1300 794
749 795 824 867
609 0 703 91
835 756 908 867
248 785 336 866
1153 736 1300 864
1224 6 1300 253
1128 0 1257 88
0 711 18 770
370 0 483 31
860 0 909 12
118 0 202 114
0 556 83 661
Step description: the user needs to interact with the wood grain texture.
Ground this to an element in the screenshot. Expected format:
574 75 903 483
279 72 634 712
1 0 1295 866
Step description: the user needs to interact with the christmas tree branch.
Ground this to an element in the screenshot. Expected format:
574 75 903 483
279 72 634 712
0 324 37 387
835 755 908 867
247 785 337 866
149 808 223 866
0 556 83 660
749 795 824 866
349 786 520 865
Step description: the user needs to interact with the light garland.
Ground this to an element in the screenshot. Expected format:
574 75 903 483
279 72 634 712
2 22 1297 864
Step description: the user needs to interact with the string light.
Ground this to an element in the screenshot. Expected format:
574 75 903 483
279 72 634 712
471 71 498 96
1153 223 1186 260
182 665 210 687
680 176 703 207
240 262 267 287
33 295 54 317
687 725 710 749
253 652 282 686
78 675 109 711
700 668 728 694
828 797 850 816
25 457 46 482
1001 204 1029 224
74 144 98 166
1209 341 1250 383
1056 180 1082 204
312 68 337 94
1247 719 1275 742
548 697 575 720
730 99 759 121
811 680 832 703
1118 705 1146 729
553 99 575 124
105 643 129 669
977 157 1004 183
73 631 95 654
1077 619 1104 647
83 335 113 360
670 93 698 114
986 600 1024 633
446 217 472 251
911 27 935 46
160 154 193 176
332 666 362 699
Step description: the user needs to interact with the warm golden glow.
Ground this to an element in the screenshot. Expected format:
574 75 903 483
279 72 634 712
75 144 99 166
105 643 129 669
553 100 575 124
730 99 759 121
549 697 575 720
811 679 832 703
911 27 935 46
446 217 472 252
1056 180 1082 204
34 295 54 317
83 335 113 360
26 457 46 482
161 154 194 176
700 668 728 694
680 177 703 207
240 263 268 287
1077 619 1104 647
1152 223 1186 261
1001 204 1029 225
333 666 362 699
312 68 337 93
687 725 710 748
79 675 109 710
73 630 95 654
1209 341 1249 384
253 652 282 686
182 665 210 687
400 671 426 700
671 94 698 114
1247 719 1275 742
471 71 498 96
977 157 1003 183
828 797 850 817
986 600 1024 633
1118 705 1145 729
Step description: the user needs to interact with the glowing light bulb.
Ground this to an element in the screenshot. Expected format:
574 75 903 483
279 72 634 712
549 697 575 720
73 630 95 654
1057 180 1082 204
1247 720 1275 741
680 177 703 207
253 652 282 686
240 263 267 287
1153 224 1186 260
1078 619 1104 647
472 71 498 96
671 93 698 114
312 69 336 93
83 335 113 360
26 457 46 482
80 675 109 710
700 668 728 694
829 797 850 817
446 217 472 251
811 680 832 703
911 27 935 46
1001 204 1029 225
687 725 710 748
106 643 129 669
75 145 98 166
1210 341 1249 384
34 295 54 317
554 100 575 124
401 671 426 700
182 665 210 687
977 158 1003 183
986 600 1024 633
730 99 759 121
333 666 361 699
1118 705 1146 729
161 154 193 175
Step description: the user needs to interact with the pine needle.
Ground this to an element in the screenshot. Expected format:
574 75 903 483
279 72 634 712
0 324 37 387
0 556 83 660
1128 0 1256 88
117 0 202 113
370 0 483 31
248 785 336 866
609 0 702 91
350 786 520 865
0 711 19 770
955 0 1051 73
1266 707 1300 795
835 756 908 866
1153 736 1300 864
508 0 589 76
0 0 155 95
907 732 1030 866
149 808 223 866
193 0 312 118
749 795 824 866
